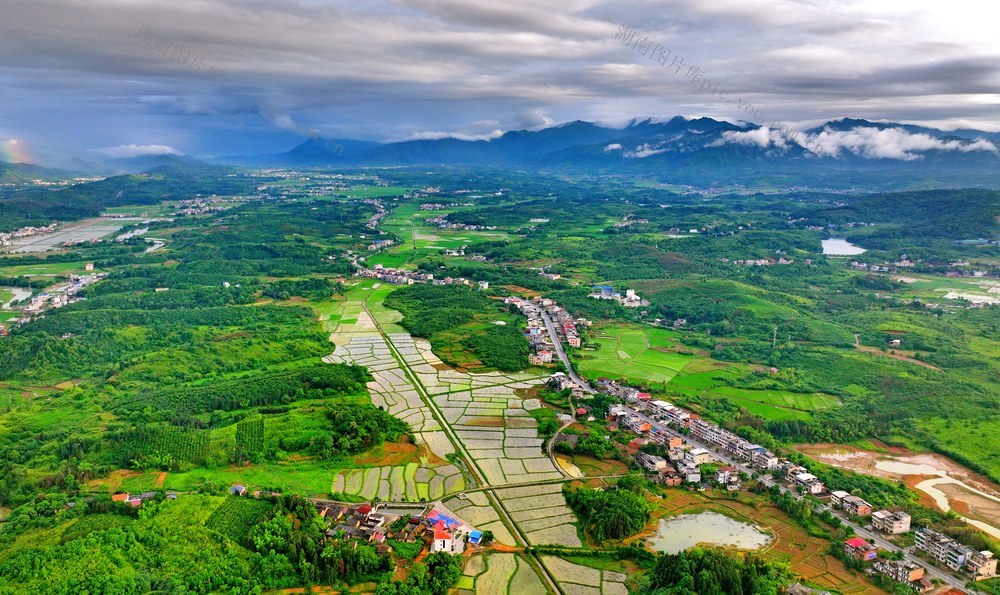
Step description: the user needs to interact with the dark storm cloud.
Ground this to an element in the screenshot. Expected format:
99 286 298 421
0 0 997 163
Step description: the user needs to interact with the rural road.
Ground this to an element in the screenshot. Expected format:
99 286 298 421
540 310 594 393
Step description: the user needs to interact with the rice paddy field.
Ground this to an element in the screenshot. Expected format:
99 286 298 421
575 324 694 386
456 552 546 595
320 281 584 545
2 218 132 253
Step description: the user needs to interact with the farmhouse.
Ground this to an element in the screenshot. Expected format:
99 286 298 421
793 472 825 494
636 452 669 473
872 559 928 589
684 448 713 466
843 537 877 561
916 528 965 570
830 491 873 516
871 510 911 534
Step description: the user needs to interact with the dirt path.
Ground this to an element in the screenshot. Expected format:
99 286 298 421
855 345 943 371
154 472 167 487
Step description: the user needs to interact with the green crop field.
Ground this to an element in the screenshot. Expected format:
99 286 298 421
575 324 694 385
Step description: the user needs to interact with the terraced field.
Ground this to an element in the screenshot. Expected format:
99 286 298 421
324 281 582 549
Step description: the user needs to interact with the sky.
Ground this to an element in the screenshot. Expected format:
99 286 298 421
1 0 999 165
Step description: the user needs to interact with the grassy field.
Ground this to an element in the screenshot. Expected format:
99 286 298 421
0 260 99 277
575 324 694 386
668 369 840 421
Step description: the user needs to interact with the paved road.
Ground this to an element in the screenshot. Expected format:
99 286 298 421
539 310 594 393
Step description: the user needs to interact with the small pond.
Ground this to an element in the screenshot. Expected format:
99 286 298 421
647 511 773 554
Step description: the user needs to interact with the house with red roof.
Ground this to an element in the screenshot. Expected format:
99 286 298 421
844 537 877 561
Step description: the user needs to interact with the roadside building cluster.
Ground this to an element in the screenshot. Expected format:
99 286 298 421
915 528 997 580
506 296 591 366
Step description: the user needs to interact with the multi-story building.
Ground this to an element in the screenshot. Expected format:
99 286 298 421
871 510 911 534
915 528 970 571
830 491 873 516
684 448 713 466
793 472 825 494
872 559 925 584
967 551 998 581
636 452 668 473
843 537 877 561
751 450 780 470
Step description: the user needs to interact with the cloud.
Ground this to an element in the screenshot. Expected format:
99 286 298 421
1 0 999 160
713 124 999 160
623 143 666 158
402 129 504 141
713 127 788 149
603 143 622 151
89 144 184 158
795 126 999 160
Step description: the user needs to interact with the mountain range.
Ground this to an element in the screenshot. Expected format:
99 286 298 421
6 116 1000 188
260 117 1000 170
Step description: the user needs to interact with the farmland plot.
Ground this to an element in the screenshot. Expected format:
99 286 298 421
541 556 629 595
509 556 546 595
476 553 517 595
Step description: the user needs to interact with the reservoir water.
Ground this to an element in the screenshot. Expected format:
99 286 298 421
822 238 866 256
647 511 773 554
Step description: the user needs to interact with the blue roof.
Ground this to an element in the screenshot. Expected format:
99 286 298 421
469 530 483 543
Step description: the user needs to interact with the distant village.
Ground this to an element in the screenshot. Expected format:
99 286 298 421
3 270 106 330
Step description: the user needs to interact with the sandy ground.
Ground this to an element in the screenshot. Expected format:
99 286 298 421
794 443 1000 536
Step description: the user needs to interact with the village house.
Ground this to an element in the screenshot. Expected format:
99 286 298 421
871 510 911 534
684 447 713 466
830 491 873 516
872 559 929 590
635 452 669 473
843 537 878 561
793 472 825 494
916 528 966 571
967 551 998 580
715 466 738 485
